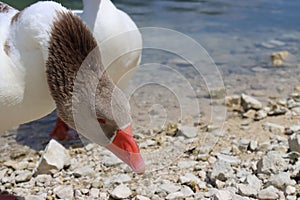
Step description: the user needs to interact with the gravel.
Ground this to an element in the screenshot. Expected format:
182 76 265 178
1 92 300 199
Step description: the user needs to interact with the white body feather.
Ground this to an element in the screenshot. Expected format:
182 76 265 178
78 0 142 89
0 2 67 132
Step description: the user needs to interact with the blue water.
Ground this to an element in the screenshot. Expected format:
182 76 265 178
3 0 300 75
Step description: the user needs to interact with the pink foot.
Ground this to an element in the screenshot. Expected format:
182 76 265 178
50 118 78 140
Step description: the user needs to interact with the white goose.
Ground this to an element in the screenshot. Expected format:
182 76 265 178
77 0 142 89
0 1 145 173
51 0 142 139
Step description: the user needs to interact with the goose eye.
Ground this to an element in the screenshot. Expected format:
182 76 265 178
97 118 106 124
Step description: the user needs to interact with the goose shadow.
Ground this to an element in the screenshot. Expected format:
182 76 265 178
15 110 84 151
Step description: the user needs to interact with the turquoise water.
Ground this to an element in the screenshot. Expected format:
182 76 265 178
3 0 300 75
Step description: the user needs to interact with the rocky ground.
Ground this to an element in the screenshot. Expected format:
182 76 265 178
1 87 300 200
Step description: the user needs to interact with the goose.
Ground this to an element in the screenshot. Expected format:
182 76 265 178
0 1 145 173
50 0 142 140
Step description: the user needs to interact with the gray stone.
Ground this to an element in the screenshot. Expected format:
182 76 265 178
18 161 30 170
269 172 296 189
136 195 151 200
15 170 32 183
179 173 201 184
104 174 131 185
225 95 241 107
285 185 296 195
177 160 197 169
238 184 258 197
249 140 258 151
232 194 251 200
180 185 194 197
262 122 285 134
177 125 198 138
209 160 234 182
4 160 19 170
102 154 123 166
92 177 103 188
216 154 241 166
159 182 181 193
258 186 280 200
89 188 100 198
197 180 208 190
243 109 256 119
166 192 184 200
291 107 300 115
287 196 297 200
237 174 261 196
24 194 47 200
286 125 300 135
35 139 71 175
35 174 52 187
255 109 267 120
212 129 227 137
74 190 83 199
53 185 74 200
100 192 109 199
239 139 250 151
268 105 288 116
257 151 287 174
246 175 261 191
287 99 300 108
84 143 95 151
110 184 132 199
211 189 232 200
0 169 7 181
288 133 300 153
81 188 89 195
241 94 263 111
73 166 95 177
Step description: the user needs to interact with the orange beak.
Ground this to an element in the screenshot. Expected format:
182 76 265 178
105 124 145 173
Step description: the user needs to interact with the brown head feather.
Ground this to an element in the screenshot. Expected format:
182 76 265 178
4 40 10 55
46 11 130 140
0 2 10 13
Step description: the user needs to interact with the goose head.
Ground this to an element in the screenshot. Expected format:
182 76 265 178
45 10 145 173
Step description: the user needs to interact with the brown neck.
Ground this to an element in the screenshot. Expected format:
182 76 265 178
46 11 106 127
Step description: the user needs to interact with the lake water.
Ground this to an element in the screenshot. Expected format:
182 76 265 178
4 0 300 75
